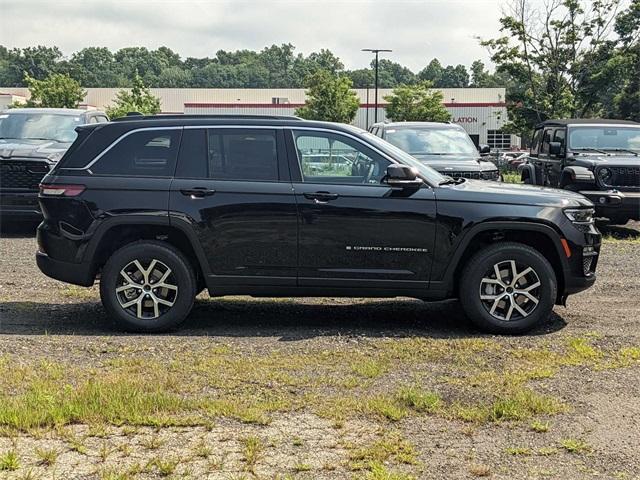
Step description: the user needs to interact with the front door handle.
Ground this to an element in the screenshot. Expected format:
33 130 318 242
180 187 216 198
303 191 339 203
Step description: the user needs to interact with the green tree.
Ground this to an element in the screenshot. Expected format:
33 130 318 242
105 72 161 118
24 72 86 108
295 70 360 123
480 0 623 134
384 82 451 122
418 58 444 84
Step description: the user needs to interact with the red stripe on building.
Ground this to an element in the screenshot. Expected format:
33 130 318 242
184 102 507 109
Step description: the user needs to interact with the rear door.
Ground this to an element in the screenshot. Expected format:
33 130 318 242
169 127 298 288
287 128 437 292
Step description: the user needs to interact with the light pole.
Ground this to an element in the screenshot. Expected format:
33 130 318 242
362 48 392 124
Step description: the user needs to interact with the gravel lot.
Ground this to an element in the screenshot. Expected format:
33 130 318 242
0 222 639 479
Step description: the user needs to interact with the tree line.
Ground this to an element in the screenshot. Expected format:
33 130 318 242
0 44 495 90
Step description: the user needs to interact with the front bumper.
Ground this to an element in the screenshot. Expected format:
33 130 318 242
579 190 640 221
0 191 42 220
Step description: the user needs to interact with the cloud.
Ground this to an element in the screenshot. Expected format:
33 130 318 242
0 0 503 71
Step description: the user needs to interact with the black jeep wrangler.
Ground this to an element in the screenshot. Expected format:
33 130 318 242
36 115 600 334
520 119 640 225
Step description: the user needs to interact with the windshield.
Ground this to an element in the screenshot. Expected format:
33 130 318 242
569 126 640 151
384 127 478 155
360 131 446 185
0 112 83 143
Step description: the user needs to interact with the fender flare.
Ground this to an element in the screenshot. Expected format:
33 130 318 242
80 215 212 278
518 163 536 184
437 220 569 294
560 166 595 187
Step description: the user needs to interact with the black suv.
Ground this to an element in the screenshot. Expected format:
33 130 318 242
0 108 109 220
36 115 600 334
369 122 500 181
520 119 640 225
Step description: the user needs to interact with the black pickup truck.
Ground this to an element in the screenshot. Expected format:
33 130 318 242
519 119 640 225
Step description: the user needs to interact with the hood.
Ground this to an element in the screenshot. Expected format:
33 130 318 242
571 153 640 167
441 178 593 208
0 139 70 162
412 153 498 172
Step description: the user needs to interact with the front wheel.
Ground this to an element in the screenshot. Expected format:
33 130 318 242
459 242 557 334
100 240 196 332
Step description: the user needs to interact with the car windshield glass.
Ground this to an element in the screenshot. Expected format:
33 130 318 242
384 127 478 155
360 131 446 185
569 126 640 151
0 112 83 143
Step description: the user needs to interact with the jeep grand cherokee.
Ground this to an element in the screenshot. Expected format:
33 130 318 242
36 115 601 334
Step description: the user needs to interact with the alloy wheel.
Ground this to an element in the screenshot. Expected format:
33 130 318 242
479 260 541 321
115 259 178 319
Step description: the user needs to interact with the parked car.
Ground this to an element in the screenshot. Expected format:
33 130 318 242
519 119 640 225
369 121 501 181
500 151 529 170
0 108 108 220
36 115 600 334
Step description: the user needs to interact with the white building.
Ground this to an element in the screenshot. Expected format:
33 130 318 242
0 87 519 149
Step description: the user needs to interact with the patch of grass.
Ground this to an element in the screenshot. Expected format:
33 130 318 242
35 447 58 466
141 434 165 450
0 449 19 471
506 446 532 455
148 456 180 476
530 420 550 433
364 461 416 480
560 438 591 454
61 285 96 299
502 172 522 184
293 462 312 472
241 435 263 472
366 396 408 421
98 468 134 480
351 358 388 378
396 386 442 413
194 439 212 458
537 447 559 456
348 432 417 471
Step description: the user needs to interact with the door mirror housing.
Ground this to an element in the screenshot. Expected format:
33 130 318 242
549 141 562 156
384 164 423 188
478 144 491 154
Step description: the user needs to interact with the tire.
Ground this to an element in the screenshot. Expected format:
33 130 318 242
459 242 557 335
99 240 196 332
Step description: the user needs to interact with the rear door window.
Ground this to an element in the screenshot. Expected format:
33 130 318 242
91 128 181 177
207 129 279 181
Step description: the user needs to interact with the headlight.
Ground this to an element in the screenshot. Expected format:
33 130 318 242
564 208 595 224
598 167 612 184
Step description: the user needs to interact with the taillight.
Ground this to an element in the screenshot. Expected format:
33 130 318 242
39 184 86 197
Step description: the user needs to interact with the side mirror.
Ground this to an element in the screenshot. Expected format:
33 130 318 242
384 164 423 188
549 141 562 156
478 144 491 154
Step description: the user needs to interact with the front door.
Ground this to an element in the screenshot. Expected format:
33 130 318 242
169 127 298 287
288 128 437 292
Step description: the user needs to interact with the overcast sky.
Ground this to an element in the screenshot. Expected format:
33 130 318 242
1 0 509 72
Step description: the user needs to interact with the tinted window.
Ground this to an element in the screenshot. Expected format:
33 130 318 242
541 129 552 154
293 131 389 185
384 127 477 155
206 129 279 181
91 129 181 176
568 126 640 150
176 128 207 178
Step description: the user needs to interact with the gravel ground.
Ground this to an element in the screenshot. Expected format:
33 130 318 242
0 221 639 479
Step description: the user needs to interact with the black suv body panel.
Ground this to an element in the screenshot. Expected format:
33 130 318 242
36 116 600 306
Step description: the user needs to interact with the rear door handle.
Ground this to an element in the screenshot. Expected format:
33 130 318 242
303 191 339 203
180 187 216 198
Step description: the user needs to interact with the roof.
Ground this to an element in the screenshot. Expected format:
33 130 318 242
3 108 94 115
537 118 640 127
82 114 365 135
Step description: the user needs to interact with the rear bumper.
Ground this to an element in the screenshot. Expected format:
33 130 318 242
36 251 94 287
0 191 42 220
579 190 640 221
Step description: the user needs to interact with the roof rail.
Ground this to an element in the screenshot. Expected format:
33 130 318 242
111 114 305 122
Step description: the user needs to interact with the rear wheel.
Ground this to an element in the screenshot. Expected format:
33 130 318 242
100 241 196 332
459 242 557 334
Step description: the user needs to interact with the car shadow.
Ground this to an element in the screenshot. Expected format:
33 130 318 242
598 221 640 240
0 297 568 339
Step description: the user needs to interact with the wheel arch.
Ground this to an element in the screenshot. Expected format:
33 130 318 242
442 221 568 302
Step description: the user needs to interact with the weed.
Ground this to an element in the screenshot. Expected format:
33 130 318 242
149 456 180 476
194 439 212 458
35 447 59 466
351 358 388 378
294 462 312 472
530 420 549 433
560 438 591 454
506 447 532 455
141 434 165 450
241 435 263 472
0 449 19 471
365 461 416 480
396 386 441 413
349 432 417 470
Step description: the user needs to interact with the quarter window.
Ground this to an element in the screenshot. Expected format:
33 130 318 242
91 129 180 176
293 131 389 185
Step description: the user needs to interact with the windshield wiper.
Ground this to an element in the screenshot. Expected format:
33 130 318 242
598 148 639 156
573 147 609 154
